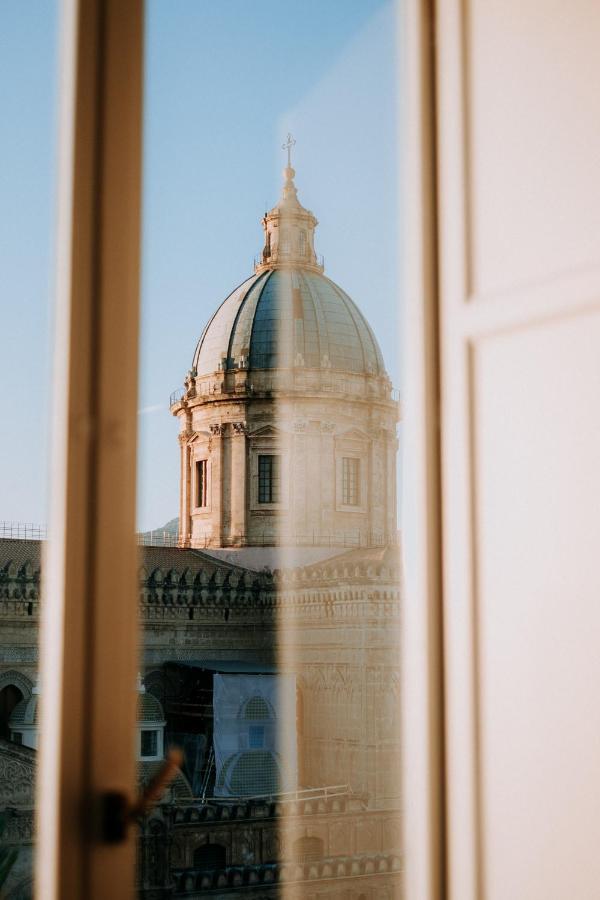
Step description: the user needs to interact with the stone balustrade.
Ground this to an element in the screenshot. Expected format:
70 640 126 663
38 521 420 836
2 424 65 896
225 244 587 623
171 852 402 895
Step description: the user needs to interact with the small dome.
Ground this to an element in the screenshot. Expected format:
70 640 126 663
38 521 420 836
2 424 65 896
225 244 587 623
217 750 282 796
193 268 385 377
137 693 165 724
240 695 275 720
9 695 38 728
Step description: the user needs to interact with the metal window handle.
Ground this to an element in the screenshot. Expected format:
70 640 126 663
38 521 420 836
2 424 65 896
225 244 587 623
101 748 184 843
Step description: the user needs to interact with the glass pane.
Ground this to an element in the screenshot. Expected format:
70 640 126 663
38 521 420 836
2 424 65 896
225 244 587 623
0 4 59 897
138 1 403 895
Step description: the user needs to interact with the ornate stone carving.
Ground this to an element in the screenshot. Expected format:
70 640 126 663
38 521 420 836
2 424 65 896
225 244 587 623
232 422 247 435
209 423 226 436
0 749 35 806
0 647 38 662
320 422 335 433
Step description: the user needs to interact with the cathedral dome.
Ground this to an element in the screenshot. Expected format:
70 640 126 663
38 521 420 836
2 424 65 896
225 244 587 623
192 140 387 380
193 268 385 377
172 139 399 554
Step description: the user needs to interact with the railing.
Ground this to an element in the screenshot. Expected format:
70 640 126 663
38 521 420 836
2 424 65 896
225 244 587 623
177 531 399 550
0 522 47 541
248 783 351 803
0 522 180 548
170 387 185 406
138 530 180 547
176 783 352 807
253 252 325 270
1 522 399 551
171 378 399 406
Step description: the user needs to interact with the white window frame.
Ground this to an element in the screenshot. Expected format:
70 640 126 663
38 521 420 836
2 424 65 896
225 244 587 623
139 727 164 762
38 2 144 898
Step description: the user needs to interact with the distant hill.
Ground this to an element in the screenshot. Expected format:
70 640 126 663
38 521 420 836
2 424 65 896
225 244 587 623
139 517 179 546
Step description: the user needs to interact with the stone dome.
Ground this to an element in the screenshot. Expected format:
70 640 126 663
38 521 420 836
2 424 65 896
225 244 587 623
192 268 386 378
216 749 282 797
137 692 166 724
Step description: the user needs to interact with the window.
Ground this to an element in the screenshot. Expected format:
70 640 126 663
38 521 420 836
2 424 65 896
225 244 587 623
140 729 158 758
0 684 23 739
298 230 307 256
11 732 23 746
196 459 208 507
248 724 265 748
342 457 360 506
279 229 290 254
258 454 280 503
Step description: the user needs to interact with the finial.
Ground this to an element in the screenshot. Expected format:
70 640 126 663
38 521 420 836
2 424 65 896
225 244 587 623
282 132 296 169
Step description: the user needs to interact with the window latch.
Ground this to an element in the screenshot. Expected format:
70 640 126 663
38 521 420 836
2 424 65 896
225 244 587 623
100 747 184 843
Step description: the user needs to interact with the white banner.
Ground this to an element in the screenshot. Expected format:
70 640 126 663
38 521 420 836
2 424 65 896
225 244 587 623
213 673 297 798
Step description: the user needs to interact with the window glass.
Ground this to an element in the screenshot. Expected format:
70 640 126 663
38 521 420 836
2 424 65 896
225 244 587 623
248 725 265 749
342 456 360 506
138 1 403 895
195 459 208 508
0 4 59 895
258 455 281 504
141 730 158 759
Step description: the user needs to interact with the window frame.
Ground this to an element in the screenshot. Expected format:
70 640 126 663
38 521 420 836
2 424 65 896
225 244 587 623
342 456 360 506
37 2 144 898
195 458 208 508
35 2 446 899
258 453 281 504
140 729 159 760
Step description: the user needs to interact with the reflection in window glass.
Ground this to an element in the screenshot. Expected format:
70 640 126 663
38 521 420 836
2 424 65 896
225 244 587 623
138 1 402 896
342 456 360 506
0 4 58 897
141 730 158 758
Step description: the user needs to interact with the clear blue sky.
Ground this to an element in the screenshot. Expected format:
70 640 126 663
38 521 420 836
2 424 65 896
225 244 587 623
0 1 403 531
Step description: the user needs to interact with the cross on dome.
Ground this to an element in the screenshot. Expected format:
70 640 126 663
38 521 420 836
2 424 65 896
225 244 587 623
282 132 296 168
255 138 323 274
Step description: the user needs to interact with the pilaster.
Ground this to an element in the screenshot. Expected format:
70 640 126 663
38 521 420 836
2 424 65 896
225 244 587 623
207 423 225 546
178 432 191 547
229 422 247 544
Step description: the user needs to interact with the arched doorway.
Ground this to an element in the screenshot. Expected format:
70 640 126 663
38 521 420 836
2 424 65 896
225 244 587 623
0 684 23 740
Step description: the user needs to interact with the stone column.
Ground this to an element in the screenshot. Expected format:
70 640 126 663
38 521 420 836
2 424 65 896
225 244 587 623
320 421 336 543
229 422 247 545
385 432 398 543
293 420 308 544
178 433 191 547
209 424 225 546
